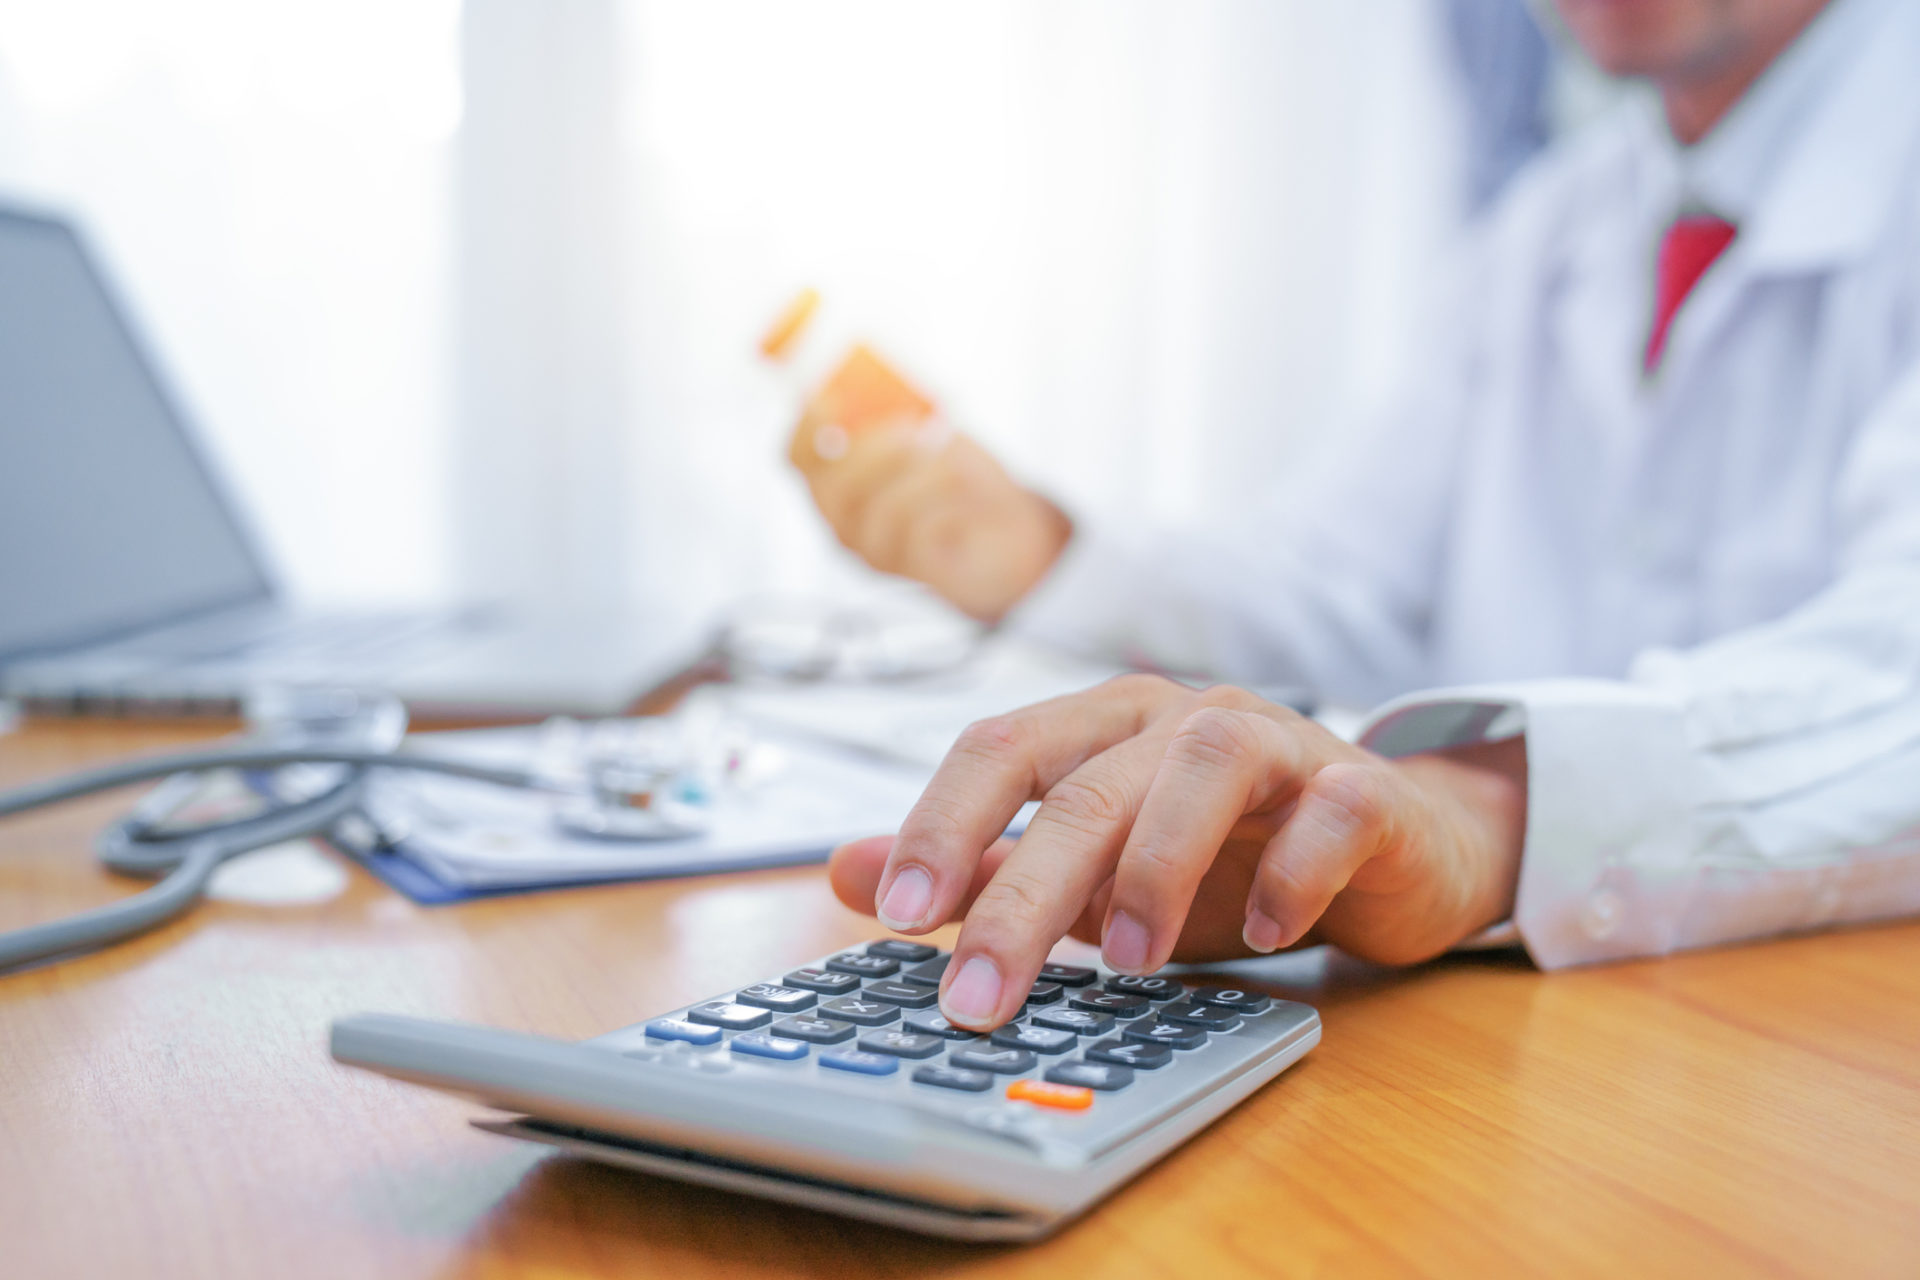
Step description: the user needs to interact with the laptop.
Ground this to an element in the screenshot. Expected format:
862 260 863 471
0 202 705 718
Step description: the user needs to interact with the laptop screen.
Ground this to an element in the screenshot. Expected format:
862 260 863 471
0 208 271 663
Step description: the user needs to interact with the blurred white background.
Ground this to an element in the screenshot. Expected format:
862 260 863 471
0 1 1479 626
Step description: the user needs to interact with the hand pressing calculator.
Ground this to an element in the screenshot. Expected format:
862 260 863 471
330 938 1320 1240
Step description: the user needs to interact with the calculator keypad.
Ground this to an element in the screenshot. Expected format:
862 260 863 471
625 942 1301 1129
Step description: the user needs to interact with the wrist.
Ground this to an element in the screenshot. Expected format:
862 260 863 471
1398 737 1528 939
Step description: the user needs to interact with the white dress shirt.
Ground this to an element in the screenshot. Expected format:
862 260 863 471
1008 0 1920 968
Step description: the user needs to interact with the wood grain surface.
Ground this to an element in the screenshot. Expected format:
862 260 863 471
2 717 1917 1279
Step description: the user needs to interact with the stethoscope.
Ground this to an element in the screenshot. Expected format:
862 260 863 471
0 690 709 972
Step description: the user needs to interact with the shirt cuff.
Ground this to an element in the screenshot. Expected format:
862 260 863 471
1357 679 1699 969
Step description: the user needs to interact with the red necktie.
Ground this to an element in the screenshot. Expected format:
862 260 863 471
1645 214 1737 372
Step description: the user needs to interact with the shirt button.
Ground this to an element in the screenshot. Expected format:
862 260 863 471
1581 887 1625 940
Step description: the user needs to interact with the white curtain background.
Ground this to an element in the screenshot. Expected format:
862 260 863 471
0 0 461 605
458 0 1469 622
3 1 1471 629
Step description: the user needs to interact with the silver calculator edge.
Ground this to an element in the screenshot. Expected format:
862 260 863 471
330 966 1320 1241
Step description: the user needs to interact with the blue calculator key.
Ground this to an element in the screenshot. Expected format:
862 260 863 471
729 1033 810 1061
824 953 899 978
644 1018 722 1045
1038 962 1098 987
783 967 862 997
685 1001 771 1031
899 955 952 987
902 1010 983 1040
866 939 941 962
990 1024 1077 1055
1105 974 1185 1001
734 984 817 1013
772 1015 855 1044
820 1050 900 1076
913 1065 994 1093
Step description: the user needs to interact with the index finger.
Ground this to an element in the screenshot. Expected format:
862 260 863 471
873 675 1187 934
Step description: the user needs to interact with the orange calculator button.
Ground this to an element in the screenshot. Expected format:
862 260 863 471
1007 1080 1093 1111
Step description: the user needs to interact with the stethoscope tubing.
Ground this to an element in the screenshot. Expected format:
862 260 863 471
0 745 560 973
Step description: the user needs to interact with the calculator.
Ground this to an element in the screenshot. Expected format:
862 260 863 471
329 938 1320 1241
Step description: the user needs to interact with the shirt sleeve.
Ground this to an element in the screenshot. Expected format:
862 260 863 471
1354 363 1920 968
1004 244 1492 709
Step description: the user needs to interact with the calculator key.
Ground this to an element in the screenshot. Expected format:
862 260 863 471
729 1032 810 1061
734 984 817 1013
1104 974 1184 1001
825 953 899 978
1068 990 1151 1018
772 1015 855 1044
1086 1038 1172 1070
1123 1020 1208 1050
820 1050 900 1076
913 1065 994 1093
1158 1001 1242 1031
1191 986 1273 1014
903 1010 983 1040
685 1001 772 1031
861 979 938 1008
1045 1061 1134 1092
866 939 941 962
643 1018 722 1046
857 1030 945 1059
899 955 953 987
990 1024 1077 1055
783 967 862 997
950 1046 1037 1074
1007 1079 1093 1111
1031 1007 1115 1036
1023 981 1064 1006
1038 962 1098 987
817 996 900 1026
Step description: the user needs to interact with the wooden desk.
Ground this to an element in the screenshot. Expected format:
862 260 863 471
2 718 1917 1279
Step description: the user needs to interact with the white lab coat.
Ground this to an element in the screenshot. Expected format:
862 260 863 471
1008 0 1920 968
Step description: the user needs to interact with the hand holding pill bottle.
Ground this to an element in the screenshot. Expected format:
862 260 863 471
770 289 1072 622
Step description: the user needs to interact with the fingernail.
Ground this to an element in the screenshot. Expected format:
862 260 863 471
942 956 1003 1026
1103 910 1152 974
877 866 933 929
1244 910 1283 954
